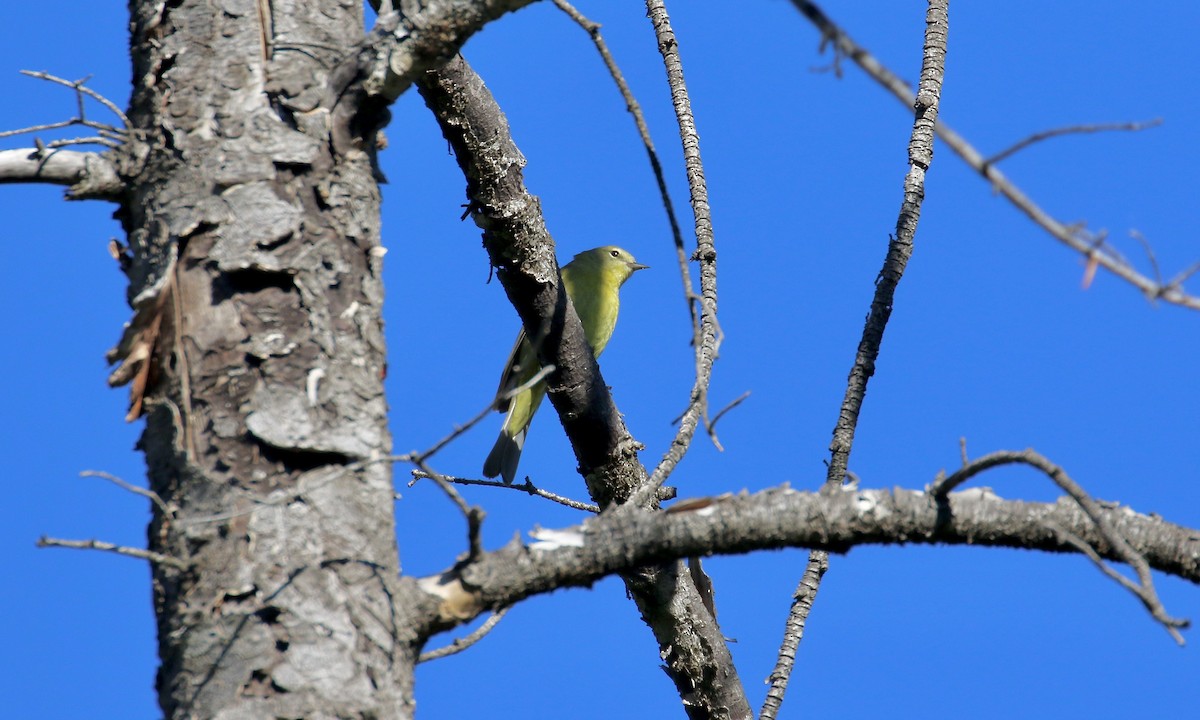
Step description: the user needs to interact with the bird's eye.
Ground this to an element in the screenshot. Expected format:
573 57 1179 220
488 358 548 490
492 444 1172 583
610 249 620 258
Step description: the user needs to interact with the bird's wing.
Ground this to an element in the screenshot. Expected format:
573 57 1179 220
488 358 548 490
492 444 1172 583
494 328 534 413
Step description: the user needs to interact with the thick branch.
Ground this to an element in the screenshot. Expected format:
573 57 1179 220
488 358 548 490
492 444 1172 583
419 486 1200 627
352 0 538 101
0 148 123 199
418 52 747 720
416 54 646 504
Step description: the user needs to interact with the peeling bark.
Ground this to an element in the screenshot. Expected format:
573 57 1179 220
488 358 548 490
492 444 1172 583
124 2 410 717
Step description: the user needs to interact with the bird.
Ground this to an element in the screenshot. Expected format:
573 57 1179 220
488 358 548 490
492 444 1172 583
483 245 648 484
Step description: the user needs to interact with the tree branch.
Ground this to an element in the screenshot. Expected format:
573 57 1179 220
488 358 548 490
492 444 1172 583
346 0 538 101
418 485 1199 634
418 50 747 720
416 53 646 505
984 118 1162 167
417 607 510 663
931 448 1189 643
0 148 123 199
37 535 189 570
644 0 722 494
769 2 950 713
550 0 701 382
790 0 1200 311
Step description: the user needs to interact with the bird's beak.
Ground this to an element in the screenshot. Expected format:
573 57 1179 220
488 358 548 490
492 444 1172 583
628 262 650 272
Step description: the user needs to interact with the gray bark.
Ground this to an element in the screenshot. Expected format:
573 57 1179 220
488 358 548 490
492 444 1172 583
124 2 407 717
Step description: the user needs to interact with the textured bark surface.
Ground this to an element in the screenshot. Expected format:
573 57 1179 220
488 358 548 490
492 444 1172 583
124 2 411 717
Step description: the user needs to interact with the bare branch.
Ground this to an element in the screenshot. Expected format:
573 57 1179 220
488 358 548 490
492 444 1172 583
410 471 599 513
80 470 172 517
418 607 510 663
37 536 189 570
419 50 744 720
790 0 1200 311
19 70 132 131
1129 230 1163 286
415 461 486 559
417 54 645 506
930 448 1189 642
644 0 722 496
702 390 751 452
0 118 81 138
824 0 947 492
415 484 1200 638
404 364 557 468
1165 260 1200 293
984 118 1162 167
43 136 122 149
0 148 122 198
771 3 951 713
760 551 827 720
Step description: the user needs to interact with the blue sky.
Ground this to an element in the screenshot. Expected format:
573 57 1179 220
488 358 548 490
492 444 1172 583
2 2 1198 718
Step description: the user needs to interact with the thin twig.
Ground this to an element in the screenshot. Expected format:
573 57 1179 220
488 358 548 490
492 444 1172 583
80 470 172 517
20 70 131 130
1046 523 1183 645
1128 230 1163 287
765 3 951 715
408 364 556 466
790 1 1200 311
1164 260 1200 293
931 448 1189 643
395 364 564 553
413 460 485 559
37 536 189 570
554 0 729 464
410 470 599 513
418 607 511 663
703 390 751 452
44 136 121 149
550 0 699 341
0 119 79 138
984 119 1162 167
644 0 722 494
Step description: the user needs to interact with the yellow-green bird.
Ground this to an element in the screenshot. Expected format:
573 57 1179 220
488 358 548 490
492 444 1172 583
483 246 648 484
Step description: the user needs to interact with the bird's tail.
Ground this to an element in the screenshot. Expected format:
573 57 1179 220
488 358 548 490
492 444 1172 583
483 426 526 484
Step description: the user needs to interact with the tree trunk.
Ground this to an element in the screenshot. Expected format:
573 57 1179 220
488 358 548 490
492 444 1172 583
124 2 414 716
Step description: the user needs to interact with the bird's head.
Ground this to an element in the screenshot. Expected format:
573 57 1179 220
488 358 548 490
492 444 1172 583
574 245 649 285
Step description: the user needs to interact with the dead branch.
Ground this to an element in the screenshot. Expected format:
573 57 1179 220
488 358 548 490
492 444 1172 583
37 536 188 570
18 70 131 131
760 552 828 720
984 119 1162 167
768 3 951 714
410 471 599 513
418 607 511 662
0 148 122 198
644 0 723 496
415 483 1199 638
790 0 1200 311
931 448 1189 643
703 390 751 452
80 469 172 517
